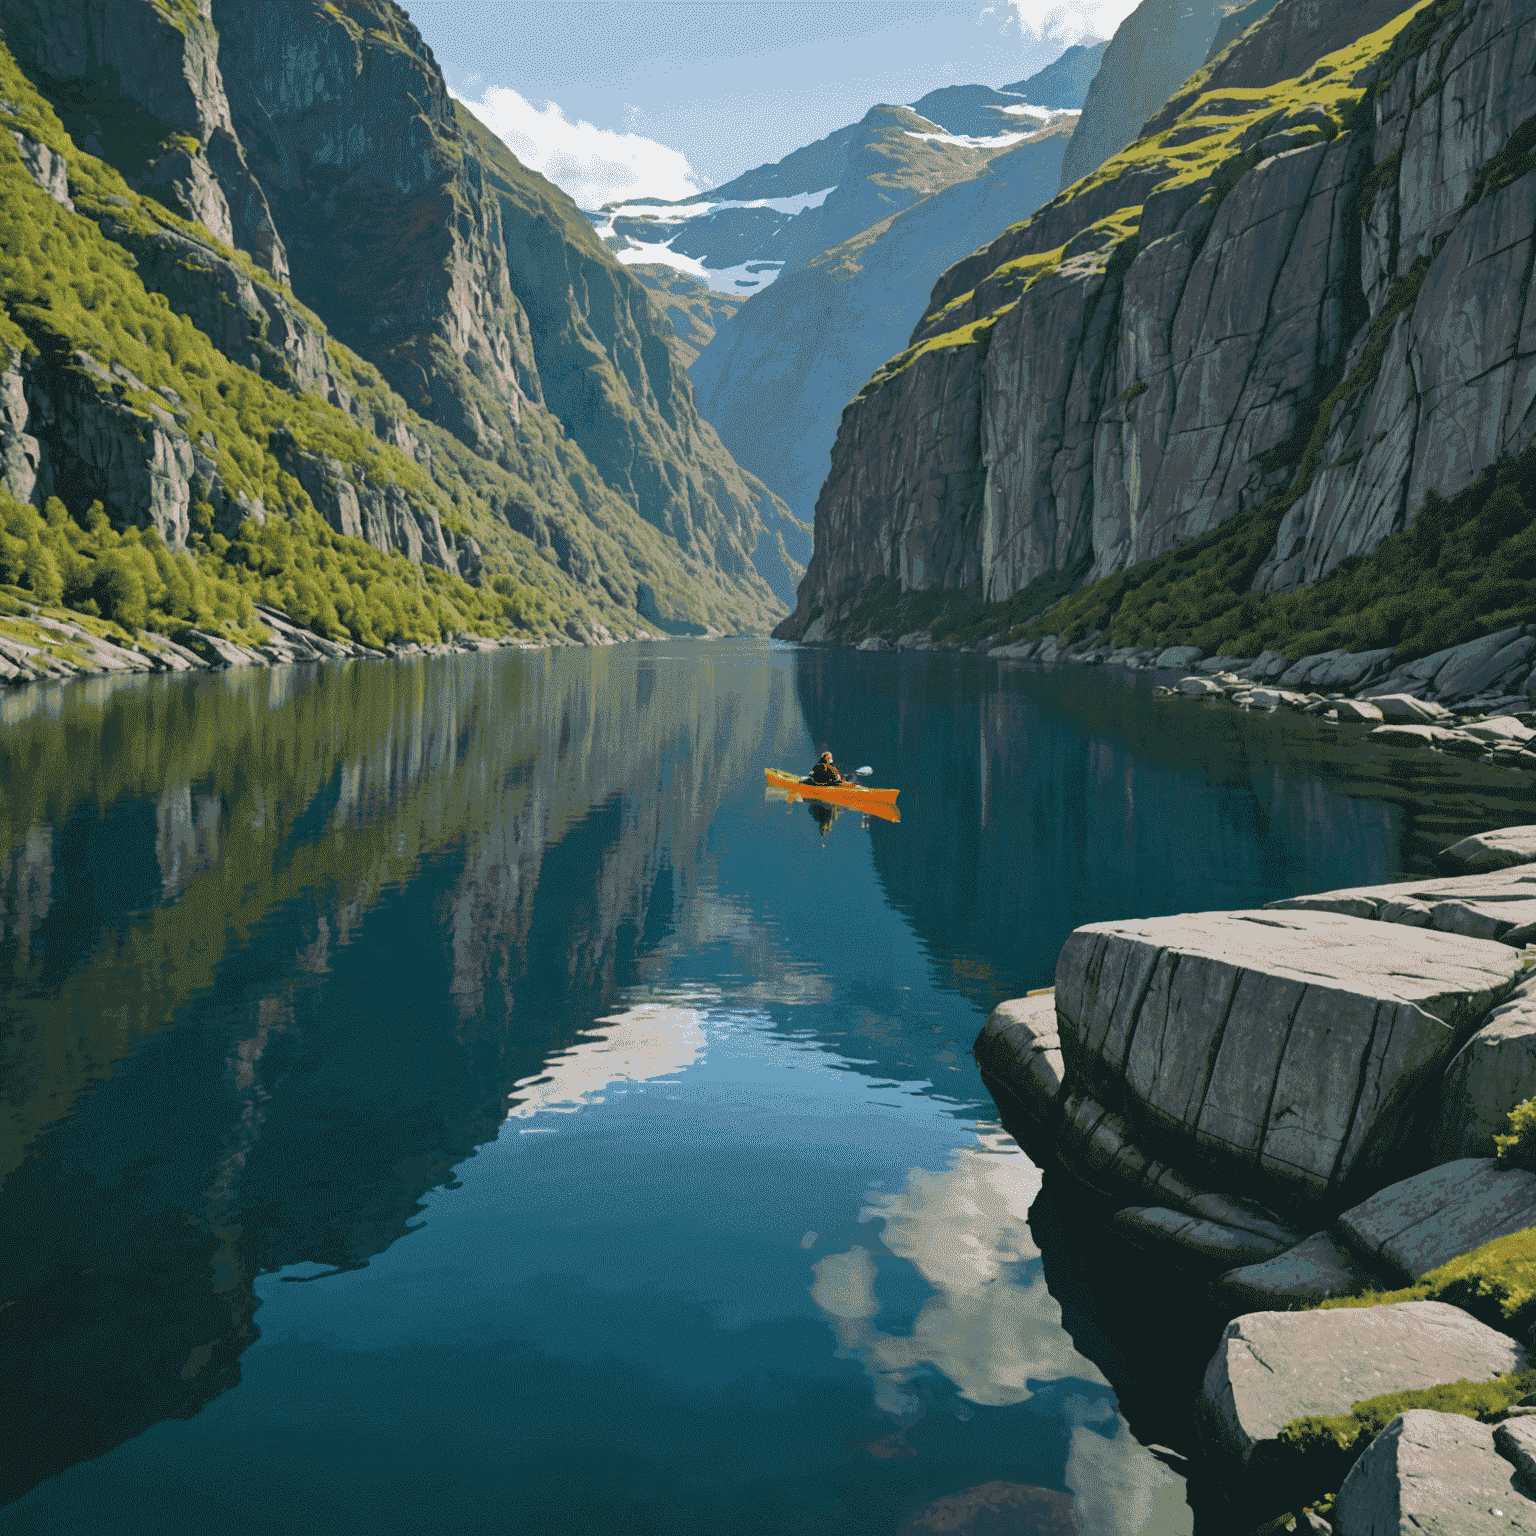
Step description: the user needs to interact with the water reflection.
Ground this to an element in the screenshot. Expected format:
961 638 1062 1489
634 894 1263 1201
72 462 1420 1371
814 1131 1087 1417
3 640 1523 1528
793 651 1536 1012
506 1002 707 1122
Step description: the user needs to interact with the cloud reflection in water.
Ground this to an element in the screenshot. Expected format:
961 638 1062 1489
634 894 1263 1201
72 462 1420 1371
812 1127 1191 1536
506 1002 707 1124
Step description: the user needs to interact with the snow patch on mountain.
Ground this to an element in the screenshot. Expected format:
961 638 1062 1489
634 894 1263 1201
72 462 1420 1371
608 239 786 295
904 130 1030 148
595 188 837 225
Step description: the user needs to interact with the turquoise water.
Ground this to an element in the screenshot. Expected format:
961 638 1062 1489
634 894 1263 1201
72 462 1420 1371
0 639 1493 1534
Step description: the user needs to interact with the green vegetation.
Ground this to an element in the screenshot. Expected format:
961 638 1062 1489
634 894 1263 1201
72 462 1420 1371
1496 1097 1536 1173
0 40 567 650
1274 1219 1536 1483
869 0 1434 404
1020 439 1536 663
1278 1367 1536 1471
837 431 1536 663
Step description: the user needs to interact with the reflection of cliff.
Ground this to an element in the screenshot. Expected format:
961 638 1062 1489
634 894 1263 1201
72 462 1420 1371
0 644 779 1509
790 652 1530 1011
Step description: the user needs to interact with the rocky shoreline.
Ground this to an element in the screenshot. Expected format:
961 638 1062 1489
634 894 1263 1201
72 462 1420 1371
976 822 1536 1531
0 596 662 688
849 624 1536 775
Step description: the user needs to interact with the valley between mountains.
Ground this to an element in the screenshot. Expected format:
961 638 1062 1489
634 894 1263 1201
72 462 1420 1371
0 0 1532 702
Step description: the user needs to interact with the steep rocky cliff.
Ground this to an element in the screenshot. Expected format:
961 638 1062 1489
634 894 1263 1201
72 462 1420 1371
780 0 1536 646
0 0 796 645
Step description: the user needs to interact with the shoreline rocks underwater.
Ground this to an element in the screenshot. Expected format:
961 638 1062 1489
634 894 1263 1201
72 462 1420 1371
977 822 1536 1532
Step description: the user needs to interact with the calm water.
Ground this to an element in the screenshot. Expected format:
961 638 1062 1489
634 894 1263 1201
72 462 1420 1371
1 641 1529 1535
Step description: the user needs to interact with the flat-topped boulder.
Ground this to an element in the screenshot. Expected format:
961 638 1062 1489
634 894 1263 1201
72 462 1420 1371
1199 1302 1525 1472
1054 910 1520 1204
1441 825 1536 874
1268 867 1536 946
1361 692 1452 723
1333 1410 1536 1535
1436 978 1536 1159
1369 722 1460 748
1336 1158 1536 1283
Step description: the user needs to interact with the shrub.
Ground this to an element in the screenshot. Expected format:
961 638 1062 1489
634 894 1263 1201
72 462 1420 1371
1495 1097 1536 1173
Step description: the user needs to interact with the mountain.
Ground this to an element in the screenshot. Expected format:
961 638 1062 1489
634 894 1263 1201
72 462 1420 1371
625 267 743 370
1057 0 1277 189
0 0 801 647
776 0 1536 658
599 103 1040 300
906 84 1053 139
689 118 1076 529
1000 41 1111 108
601 98 1076 534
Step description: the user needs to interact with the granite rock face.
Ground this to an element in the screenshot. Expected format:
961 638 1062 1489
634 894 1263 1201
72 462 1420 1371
1053 908 1521 1204
973 992 1067 1126
1199 1302 1526 1471
1057 0 1229 191
1268 868 1536 947
207 2 798 621
1441 826 1536 875
0 0 803 636
1435 978 1536 1160
1 0 286 280
690 119 1073 532
779 0 1536 645
1333 1411 1536 1536
1336 1157 1536 1281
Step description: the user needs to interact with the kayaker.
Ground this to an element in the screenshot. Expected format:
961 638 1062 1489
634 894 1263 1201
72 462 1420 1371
803 751 848 786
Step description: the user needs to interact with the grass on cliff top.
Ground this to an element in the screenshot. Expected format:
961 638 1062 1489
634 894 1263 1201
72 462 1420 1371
888 0 1435 376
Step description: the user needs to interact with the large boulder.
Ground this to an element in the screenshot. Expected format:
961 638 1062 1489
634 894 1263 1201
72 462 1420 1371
1336 1158 1536 1282
1268 868 1536 946
1441 826 1536 875
1435 979 1536 1160
1199 1302 1525 1472
1054 910 1521 1206
1361 693 1452 723
1214 1230 1374 1313
1332 1410 1536 1535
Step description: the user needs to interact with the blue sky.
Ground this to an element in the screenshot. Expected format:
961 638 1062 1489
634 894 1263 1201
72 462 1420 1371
407 1 1139 205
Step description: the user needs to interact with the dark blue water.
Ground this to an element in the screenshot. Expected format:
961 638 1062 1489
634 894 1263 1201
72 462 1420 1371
0 641 1525 1535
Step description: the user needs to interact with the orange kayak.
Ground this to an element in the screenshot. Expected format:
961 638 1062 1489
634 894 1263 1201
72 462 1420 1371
765 768 901 822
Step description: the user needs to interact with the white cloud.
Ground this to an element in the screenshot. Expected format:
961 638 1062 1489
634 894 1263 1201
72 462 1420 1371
453 86 705 209
997 0 1144 44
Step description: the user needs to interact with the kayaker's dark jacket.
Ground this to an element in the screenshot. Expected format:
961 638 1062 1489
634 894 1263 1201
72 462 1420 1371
805 761 844 786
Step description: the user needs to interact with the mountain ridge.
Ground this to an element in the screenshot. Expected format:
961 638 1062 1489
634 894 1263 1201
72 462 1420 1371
0 0 801 649
775 0 1536 660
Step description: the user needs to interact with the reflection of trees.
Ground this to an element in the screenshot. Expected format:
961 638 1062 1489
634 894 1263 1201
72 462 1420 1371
792 653 1529 1016
0 645 781 1509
